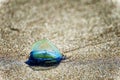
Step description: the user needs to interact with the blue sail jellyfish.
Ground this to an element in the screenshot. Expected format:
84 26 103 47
25 39 65 68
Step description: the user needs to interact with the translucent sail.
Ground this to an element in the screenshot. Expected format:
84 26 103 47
32 39 61 55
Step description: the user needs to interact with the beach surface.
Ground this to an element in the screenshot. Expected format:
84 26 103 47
0 0 120 80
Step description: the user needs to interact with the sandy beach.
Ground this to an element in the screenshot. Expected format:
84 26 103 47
0 0 120 80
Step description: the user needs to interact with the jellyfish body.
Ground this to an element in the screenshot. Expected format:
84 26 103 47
25 39 64 67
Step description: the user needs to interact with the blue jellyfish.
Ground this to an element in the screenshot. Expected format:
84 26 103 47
25 39 66 67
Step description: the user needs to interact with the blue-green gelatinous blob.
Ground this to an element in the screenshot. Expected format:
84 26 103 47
25 39 63 67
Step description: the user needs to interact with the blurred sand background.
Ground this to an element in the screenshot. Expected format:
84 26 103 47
0 0 120 80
